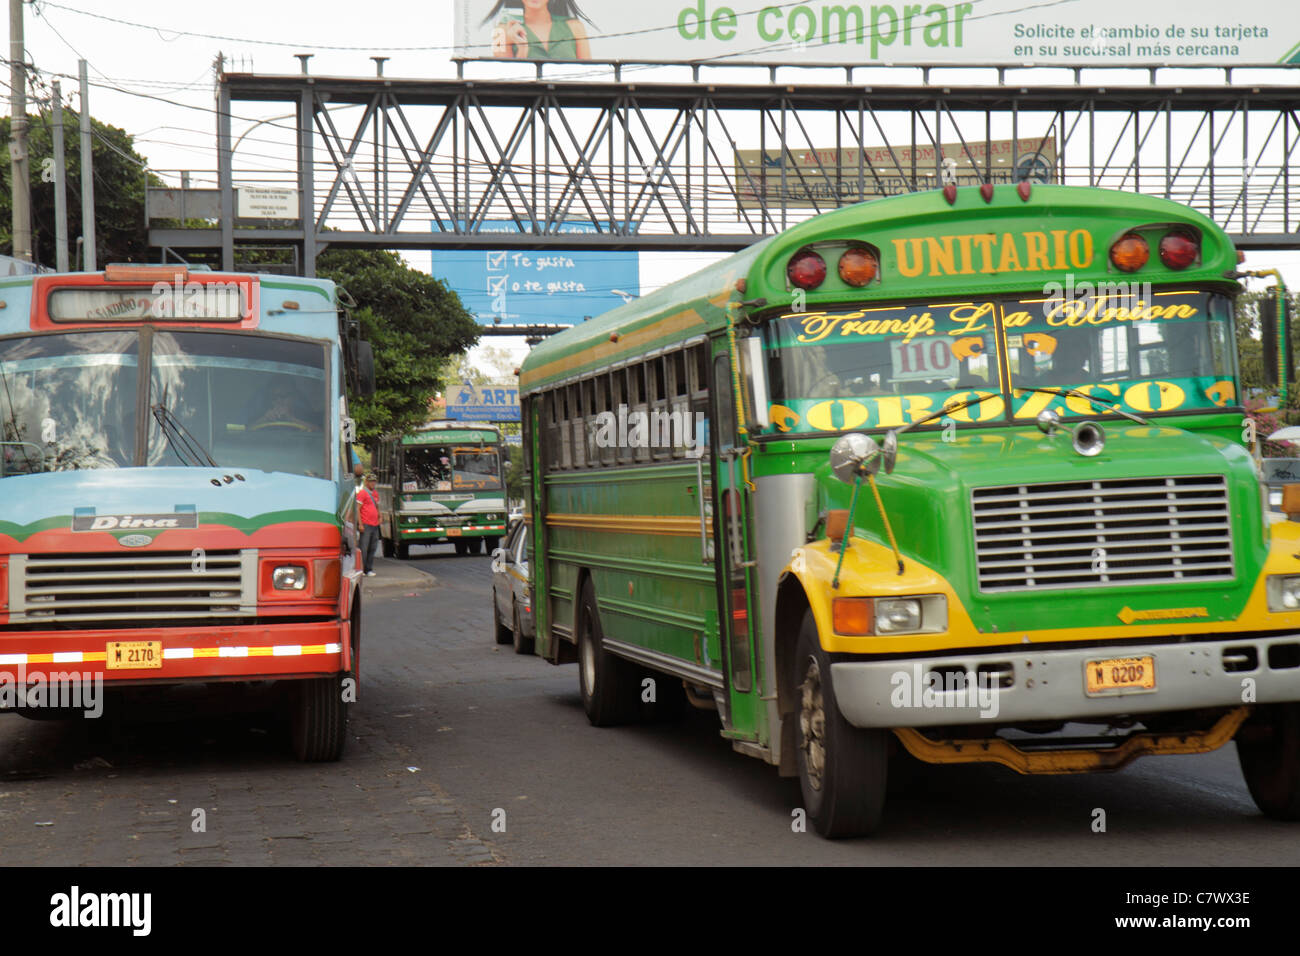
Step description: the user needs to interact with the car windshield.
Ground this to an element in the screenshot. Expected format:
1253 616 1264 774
762 289 1237 434
402 444 501 491
0 330 139 474
149 331 329 477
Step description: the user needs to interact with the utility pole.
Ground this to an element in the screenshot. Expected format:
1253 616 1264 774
51 80 69 271
8 0 32 262
78 59 95 271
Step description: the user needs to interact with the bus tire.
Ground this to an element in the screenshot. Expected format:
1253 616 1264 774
468 537 483 555
454 540 468 556
512 602 534 655
485 536 500 551
1237 703 1300 821
793 610 887 838
577 578 639 726
396 541 409 560
289 676 348 762
381 536 394 558
494 601 512 645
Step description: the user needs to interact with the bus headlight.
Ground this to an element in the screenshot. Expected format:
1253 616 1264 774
877 598 921 633
1267 575 1300 611
273 565 308 590
831 595 947 635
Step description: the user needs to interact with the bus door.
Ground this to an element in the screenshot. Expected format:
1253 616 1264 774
709 349 762 740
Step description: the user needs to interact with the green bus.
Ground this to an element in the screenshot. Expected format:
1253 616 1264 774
373 421 508 558
518 182 1300 837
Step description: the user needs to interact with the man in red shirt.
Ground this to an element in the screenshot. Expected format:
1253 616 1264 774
355 473 382 577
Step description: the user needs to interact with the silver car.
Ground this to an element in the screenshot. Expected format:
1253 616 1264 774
491 519 534 655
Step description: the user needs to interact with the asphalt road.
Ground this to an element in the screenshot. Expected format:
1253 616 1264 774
2 544 1298 866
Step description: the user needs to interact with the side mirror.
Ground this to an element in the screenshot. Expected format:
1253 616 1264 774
357 341 376 397
830 433 883 482
739 336 771 429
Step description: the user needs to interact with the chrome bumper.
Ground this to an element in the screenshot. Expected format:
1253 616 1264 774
831 634 1300 727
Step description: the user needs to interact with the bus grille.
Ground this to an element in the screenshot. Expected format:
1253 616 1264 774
9 550 256 624
970 476 1234 592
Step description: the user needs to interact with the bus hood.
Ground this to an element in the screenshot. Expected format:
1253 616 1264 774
0 468 342 551
830 422 1267 633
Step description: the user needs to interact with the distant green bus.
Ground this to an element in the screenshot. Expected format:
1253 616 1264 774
519 183 1300 837
373 421 507 558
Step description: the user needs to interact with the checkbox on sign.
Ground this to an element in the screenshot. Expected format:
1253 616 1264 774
487 276 507 295
486 251 507 270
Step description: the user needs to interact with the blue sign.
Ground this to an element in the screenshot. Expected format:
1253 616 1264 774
447 383 520 422
431 222 639 326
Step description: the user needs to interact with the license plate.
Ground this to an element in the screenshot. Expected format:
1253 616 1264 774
1085 655 1155 695
106 641 163 670
447 528 462 537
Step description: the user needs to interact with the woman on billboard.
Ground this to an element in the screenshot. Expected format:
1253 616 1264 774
486 1 593 60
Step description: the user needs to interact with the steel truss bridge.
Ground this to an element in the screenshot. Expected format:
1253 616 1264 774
148 70 1300 277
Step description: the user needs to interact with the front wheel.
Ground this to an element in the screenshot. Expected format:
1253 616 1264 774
577 578 639 726
484 536 500 552
1238 703 1300 820
289 676 348 761
381 535 394 558
468 537 484 555
395 540 409 560
793 610 888 838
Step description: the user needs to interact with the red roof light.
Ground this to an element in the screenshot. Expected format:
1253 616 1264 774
787 249 827 290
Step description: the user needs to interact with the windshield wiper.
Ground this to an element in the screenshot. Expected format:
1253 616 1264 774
1013 387 1149 425
151 392 217 467
895 392 1003 435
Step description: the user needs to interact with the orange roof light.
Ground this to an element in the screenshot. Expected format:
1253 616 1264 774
104 264 188 283
1109 234 1149 272
838 248 879 287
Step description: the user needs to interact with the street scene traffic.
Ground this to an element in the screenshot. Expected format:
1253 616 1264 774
1 1 1297 918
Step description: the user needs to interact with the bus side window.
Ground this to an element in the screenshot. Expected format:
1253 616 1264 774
651 356 671 462
631 362 650 463
690 344 709 455
612 369 630 465
669 349 689 459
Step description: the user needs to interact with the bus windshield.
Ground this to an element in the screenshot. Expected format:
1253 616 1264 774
402 444 501 492
149 331 329 477
762 288 1237 433
0 330 139 473
0 329 329 477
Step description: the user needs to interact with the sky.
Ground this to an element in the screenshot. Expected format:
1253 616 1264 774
7 0 1298 377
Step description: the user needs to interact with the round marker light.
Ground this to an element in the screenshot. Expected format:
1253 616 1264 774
1158 231 1198 269
1109 234 1149 272
787 249 827 290
838 248 879 287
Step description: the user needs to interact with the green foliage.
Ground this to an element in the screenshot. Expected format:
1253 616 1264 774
504 450 525 502
1234 287 1300 399
0 111 153 266
317 248 480 445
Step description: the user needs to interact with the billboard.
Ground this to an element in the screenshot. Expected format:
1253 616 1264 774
446 383 521 422
431 221 640 326
736 137 1056 208
454 2 1300 67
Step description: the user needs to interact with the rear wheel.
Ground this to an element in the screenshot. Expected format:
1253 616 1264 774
512 602 534 655
454 540 468 556
468 537 484 555
793 610 887 838
381 535 394 558
1238 703 1300 820
395 540 409 560
577 578 639 726
485 536 501 552
289 676 348 761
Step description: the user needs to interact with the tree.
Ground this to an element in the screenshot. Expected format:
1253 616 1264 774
0 110 153 267
316 248 480 446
